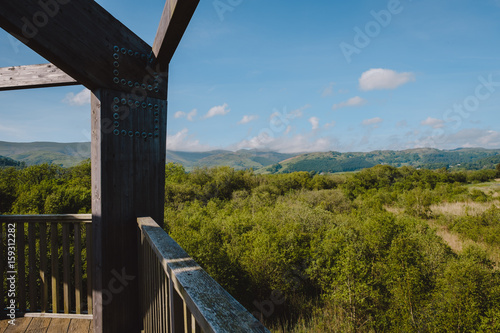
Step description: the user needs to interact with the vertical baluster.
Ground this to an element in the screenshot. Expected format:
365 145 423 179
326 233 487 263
39 222 48 313
0 223 4 312
62 223 71 313
50 222 59 314
74 223 82 314
155 250 159 333
192 314 201 333
160 260 166 333
28 223 37 311
170 278 184 332
17 221 26 312
86 223 92 315
153 245 158 333
183 302 193 333
165 273 170 333
146 244 152 333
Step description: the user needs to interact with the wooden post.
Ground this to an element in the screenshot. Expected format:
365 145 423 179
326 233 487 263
91 87 167 333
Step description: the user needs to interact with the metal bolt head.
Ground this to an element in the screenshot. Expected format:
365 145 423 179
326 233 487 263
113 97 120 104
121 48 126 54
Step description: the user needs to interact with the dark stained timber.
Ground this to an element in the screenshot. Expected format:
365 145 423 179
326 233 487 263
0 0 166 98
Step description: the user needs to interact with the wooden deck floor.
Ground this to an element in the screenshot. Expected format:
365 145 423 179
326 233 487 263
0 317 92 333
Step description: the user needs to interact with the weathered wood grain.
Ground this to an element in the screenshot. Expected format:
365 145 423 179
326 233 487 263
0 64 77 91
153 0 200 69
0 215 91 224
46 318 70 333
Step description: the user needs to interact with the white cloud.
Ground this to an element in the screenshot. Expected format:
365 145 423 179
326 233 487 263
359 68 415 91
167 128 212 152
235 132 335 153
238 115 258 124
309 117 320 130
63 88 90 106
332 96 366 110
174 109 197 121
321 82 335 97
324 121 336 129
421 117 444 129
362 117 383 127
204 103 230 119
290 104 311 118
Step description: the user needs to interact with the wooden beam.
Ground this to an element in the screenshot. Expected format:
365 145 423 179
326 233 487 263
91 88 167 333
0 64 77 91
153 0 200 68
0 1 166 98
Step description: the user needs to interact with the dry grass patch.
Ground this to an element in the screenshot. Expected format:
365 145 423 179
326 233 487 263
431 201 498 217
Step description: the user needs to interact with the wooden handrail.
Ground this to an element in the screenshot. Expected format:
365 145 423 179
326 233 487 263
138 217 269 333
0 214 92 223
0 214 92 318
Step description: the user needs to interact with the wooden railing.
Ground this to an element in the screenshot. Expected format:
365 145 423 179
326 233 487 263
0 214 92 317
138 217 270 333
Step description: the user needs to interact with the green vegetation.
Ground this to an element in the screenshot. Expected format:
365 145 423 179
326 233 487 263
164 164 500 332
3 160 500 332
0 161 91 214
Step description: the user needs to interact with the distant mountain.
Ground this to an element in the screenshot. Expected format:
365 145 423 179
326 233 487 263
261 148 500 174
167 149 297 171
0 141 90 167
1 141 500 173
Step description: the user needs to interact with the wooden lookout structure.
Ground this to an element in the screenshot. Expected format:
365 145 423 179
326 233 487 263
0 1 269 332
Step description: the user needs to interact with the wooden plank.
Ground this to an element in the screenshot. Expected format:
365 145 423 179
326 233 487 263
28 223 37 312
153 0 200 69
25 317 51 331
62 224 71 314
24 313 92 319
0 64 78 91
67 319 92 333
39 223 48 313
138 217 270 333
0 223 4 313
85 224 92 316
47 318 70 333
17 222 26 313
4 317 32 332
51 223 59 314
0 319 9 332
91 89 167 333
0 1 166 98
0 215 92 224
74 224 82 314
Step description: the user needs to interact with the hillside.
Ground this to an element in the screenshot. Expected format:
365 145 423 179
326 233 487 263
0 141 91 167
258 148 500 174
0 156 24 168
168 149 297 171
2 141 500 172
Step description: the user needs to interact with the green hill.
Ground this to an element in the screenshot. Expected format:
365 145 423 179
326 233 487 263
0 155 24 168
259 148 500 174
0 141 91 167
167 149 297 171
2 141 500 173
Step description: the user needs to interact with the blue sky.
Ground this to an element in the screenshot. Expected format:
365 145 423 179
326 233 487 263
1 0 500 153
